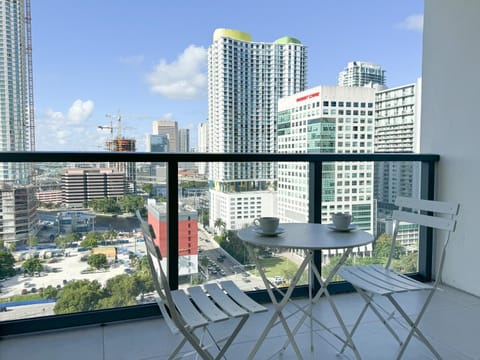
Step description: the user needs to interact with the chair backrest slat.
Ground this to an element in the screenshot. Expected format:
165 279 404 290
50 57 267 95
395 196 459 215
389 197 459 283
392 210 456 232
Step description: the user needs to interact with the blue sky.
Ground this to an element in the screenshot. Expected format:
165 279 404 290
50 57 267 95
31 0 424 151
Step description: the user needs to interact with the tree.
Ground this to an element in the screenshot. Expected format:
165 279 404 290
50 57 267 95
80 232 102 248
214 218 226 234
133 256 154 295
392 252 418 273
22 258 43 275
199 209 209 227
54 279 103 314
42 285 58 299
28 236 39 249
118 195 145 213
87 253 109 270
373 233 404 261
0 249 15 277
88 198 120 214
142 183 153 196
55 233 79 249
102 229 118 242
97 274 140 308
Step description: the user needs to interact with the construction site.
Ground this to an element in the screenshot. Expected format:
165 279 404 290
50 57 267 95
98 114 137 193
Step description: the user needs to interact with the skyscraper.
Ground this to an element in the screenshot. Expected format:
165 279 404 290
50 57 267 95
197 122 208 176
152 120 178 152
0 0 37 244
338 61 386 87
178 128 190 153
374 79 422 244
208 28 307 230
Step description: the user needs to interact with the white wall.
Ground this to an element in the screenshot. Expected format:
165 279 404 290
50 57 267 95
421 0 480 296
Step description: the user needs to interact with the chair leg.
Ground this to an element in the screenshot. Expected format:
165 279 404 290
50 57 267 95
339 297 369 355
213 315 248 360
169 337 187 360
387 293 441 360
172 328 215 360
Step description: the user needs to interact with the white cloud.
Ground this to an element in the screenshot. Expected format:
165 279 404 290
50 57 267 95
67 99 94 124
397 14 423 32
36 99 100 150
146 45 207 100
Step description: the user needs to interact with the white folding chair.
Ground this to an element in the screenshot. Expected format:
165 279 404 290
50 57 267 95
338 196 459 359
137 213 267 360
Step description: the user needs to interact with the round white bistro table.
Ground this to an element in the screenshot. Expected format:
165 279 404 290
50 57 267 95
237 223 373 360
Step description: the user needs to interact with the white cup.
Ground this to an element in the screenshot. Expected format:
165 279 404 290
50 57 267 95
332 213 352 230
254 217 279 234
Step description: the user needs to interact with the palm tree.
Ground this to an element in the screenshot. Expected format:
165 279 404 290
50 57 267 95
214 218 226 234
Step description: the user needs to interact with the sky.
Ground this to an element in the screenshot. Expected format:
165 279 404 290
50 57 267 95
31 0 424 151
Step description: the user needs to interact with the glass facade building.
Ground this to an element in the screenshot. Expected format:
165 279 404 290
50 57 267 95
277 86 376 255
0 0 37 244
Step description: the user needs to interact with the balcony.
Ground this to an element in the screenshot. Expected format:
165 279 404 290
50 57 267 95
1 1 478 358
0 151 468 358
2 285 479 359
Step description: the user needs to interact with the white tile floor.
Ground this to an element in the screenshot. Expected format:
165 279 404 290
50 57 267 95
1 285 480 360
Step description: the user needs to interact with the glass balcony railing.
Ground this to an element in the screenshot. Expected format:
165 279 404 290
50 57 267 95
0 152 438 336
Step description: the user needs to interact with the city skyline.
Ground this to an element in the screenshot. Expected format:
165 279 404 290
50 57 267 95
31 1 424 151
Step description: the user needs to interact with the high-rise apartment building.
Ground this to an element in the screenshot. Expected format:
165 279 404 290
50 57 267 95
178 128 190 153
0 0 37 244
197 122 208 176
338 61 386 88
277 86 376 255
374 79 422 245
208 28 307 230
152 120 178 152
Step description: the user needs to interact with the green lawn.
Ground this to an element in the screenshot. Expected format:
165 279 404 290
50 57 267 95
250 256 308 285
0 293 43 303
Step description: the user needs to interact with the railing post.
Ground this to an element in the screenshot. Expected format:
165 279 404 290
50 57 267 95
309 160 323 294
418 160 436 281
167 160 179 290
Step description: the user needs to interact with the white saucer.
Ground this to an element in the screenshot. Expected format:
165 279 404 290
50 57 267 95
253 227 285 236
327 224 358 232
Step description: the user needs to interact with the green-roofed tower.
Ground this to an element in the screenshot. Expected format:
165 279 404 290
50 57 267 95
208 28 307 230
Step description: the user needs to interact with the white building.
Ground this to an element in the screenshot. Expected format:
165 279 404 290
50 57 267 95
374 79 422 244
0 0 37 244
197 122 208 176
209 191 277 232
277 86 376 255
207 28 307 230
338 61 386 88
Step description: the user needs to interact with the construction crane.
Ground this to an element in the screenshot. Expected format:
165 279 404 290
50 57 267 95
98 113 124 139
98 113 156 139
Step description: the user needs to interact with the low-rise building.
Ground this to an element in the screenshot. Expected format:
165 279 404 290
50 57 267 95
61 168 125 207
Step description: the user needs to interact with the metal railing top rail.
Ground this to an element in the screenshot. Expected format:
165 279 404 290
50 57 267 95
0 151 439 163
